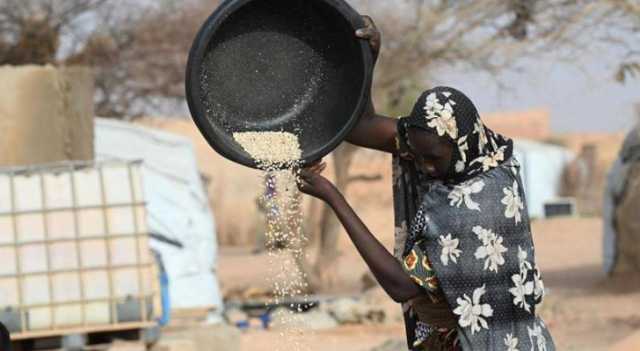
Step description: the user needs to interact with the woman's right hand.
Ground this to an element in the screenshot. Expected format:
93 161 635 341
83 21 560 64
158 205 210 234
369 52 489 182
297 161 339 202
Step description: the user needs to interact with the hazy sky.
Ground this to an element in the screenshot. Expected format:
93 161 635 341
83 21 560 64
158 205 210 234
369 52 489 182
434 56 640 133
349 0 640 134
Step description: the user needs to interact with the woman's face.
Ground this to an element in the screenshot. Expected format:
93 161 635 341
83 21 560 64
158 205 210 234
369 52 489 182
407 128 453 179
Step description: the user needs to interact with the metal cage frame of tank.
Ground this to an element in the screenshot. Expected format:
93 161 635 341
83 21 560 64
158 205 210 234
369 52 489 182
0 160 160 340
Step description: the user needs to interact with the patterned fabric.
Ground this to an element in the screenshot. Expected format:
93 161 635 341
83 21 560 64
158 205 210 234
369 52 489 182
403 242 441 297
414 322 461 351
392 86 556 351
399 86 514 183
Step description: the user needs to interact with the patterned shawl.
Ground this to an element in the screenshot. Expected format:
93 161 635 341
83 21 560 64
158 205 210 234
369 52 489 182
392 87 556 350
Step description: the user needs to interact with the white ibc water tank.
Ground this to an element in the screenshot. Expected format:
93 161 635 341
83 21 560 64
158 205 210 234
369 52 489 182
0 161 157 334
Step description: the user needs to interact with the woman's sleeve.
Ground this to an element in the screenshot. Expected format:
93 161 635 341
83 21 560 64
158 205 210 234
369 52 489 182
401 240 441 294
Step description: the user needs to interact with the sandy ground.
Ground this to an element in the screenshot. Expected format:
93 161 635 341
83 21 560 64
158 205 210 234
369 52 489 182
218 217 640 351
137 118 639 350
238 324 406 351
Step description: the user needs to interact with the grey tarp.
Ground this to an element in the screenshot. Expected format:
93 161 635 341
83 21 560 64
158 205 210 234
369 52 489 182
603 126 640 274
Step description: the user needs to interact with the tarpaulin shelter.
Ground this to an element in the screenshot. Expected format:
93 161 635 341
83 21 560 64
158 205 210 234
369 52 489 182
94 118 222 319
603 126 640 274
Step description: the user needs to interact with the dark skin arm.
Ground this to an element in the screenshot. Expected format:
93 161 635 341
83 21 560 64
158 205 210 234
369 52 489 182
298 162 423 303
346 16 398 154
297 16 422 302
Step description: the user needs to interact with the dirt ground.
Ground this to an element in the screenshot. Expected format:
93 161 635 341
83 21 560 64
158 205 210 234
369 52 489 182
137 118 639 350
219 217 640 351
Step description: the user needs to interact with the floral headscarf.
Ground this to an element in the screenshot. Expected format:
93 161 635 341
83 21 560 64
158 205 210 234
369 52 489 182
399 86 514 183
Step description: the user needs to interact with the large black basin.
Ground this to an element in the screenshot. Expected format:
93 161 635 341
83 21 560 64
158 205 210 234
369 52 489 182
186 0 373 168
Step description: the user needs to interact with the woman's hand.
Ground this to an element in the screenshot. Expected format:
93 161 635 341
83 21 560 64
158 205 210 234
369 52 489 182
347 15 399 154
356 15 381 63
297 161 338 202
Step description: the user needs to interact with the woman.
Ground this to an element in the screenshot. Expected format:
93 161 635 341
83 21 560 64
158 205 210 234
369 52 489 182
297 17 555 351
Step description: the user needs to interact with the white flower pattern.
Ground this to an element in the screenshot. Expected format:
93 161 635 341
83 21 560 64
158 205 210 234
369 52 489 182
458 135 469 163
504 333 520 351
472 226 508 273
509 272 534 312
438 234 462 266
502 180 524 224
453 285 494 335
473 120 489 153
518 246 533 272
470 145 508 171
423 92 458 139
533 266 545 301
508 159 520 176
528 323 548 351
448 180 485 211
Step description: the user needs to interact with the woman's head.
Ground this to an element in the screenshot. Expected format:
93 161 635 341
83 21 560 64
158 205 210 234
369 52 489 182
400 86 513 182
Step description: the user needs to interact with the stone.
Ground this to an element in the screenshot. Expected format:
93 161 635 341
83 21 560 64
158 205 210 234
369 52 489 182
223 307 248 325
319 292 403 325
320 288 403 324
301 309 339 330
363 288 404 324
269 306 293 329
321 297 365 324
270 307 338 331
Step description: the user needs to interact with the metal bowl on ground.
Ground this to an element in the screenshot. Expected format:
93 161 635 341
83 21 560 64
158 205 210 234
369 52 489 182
186 0 373 168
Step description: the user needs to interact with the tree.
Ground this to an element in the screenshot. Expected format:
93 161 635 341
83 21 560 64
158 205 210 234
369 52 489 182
0 0 106 65
66 0 222 118
0 0 220 118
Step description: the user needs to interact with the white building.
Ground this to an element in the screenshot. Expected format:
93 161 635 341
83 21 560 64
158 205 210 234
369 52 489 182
513 139 574 219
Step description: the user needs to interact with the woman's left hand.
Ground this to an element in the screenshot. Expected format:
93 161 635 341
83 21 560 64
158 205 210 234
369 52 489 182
356 15 381 64
297 161 338 202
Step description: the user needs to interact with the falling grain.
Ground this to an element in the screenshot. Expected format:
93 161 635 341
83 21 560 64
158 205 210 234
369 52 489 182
233 130 311 351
